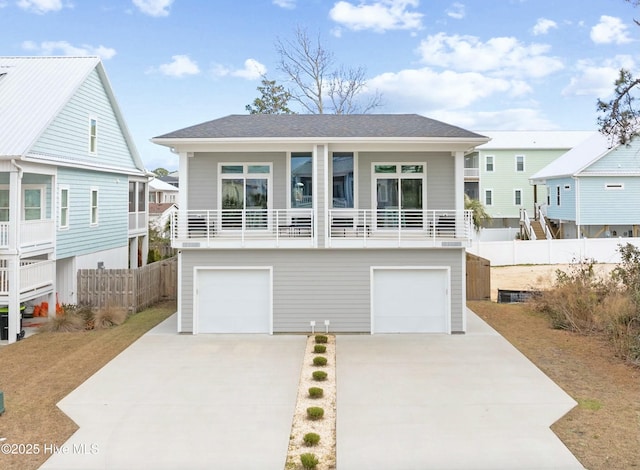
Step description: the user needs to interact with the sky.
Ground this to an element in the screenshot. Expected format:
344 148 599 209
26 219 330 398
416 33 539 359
2 0 640 171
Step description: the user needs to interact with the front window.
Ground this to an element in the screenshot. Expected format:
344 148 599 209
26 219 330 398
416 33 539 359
291 153 312 208
485 189 493 206
89 117 97 155
514 189 522 206
0 189 8 222
556 186 561 206
485 155 494 172
515 155 525 172
90 189 98 225
332 153 354 208
373 163 425 228
59 187 69 229
137 182 146 212
129 182 135 212
24 188 42 220
220 163 271 229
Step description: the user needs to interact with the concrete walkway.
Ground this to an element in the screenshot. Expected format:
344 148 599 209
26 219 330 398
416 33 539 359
40 315 306 470
336 310 585 470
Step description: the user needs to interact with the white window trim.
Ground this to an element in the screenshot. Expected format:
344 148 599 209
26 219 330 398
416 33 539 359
89 116 98 155
330 151 358 209
90 187 99 226
484 188 493 206
23 184 45 221
0 185 9 222
556 186 561 206
370 162 427 212
485 155 495 172
287 153 313 210
514 188 523 206
605 183 624 190
217 162 273 211
59 185 70 230
515 155 525 172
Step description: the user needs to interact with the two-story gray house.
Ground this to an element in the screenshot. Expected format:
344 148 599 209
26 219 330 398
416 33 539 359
152 114 488 334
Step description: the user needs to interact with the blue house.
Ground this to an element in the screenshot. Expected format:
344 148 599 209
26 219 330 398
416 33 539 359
530 132 640 239
0 56 149 343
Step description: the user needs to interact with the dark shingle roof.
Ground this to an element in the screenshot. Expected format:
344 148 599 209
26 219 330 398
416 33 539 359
155 114 485 140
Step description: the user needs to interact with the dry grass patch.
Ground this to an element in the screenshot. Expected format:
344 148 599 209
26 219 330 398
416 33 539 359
469 300 640 470
0 301 176 470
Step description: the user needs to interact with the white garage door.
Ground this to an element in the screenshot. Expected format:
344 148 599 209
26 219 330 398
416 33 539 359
196 268 271 333
372 268 449 333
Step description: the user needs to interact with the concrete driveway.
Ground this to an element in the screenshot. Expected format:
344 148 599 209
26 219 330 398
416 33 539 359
39 315 306 470
336 311 585 470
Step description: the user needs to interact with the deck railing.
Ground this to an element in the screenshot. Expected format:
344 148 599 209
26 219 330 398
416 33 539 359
0 220 55 250
0 259 55 295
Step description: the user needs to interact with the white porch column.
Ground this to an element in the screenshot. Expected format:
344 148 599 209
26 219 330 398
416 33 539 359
177 152 190 240
7 257 20 343
7 166 21 343
454 151 466 237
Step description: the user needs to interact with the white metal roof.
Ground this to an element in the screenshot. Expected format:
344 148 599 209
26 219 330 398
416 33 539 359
475 130 595 150
0 56 146 173
529 132 615 181
149 177 179 192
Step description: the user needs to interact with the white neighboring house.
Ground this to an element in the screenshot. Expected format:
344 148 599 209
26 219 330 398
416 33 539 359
0 56 149 344
149 177 179 204
149 202 177 238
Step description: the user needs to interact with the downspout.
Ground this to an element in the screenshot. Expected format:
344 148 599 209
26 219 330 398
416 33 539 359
10 159 23 255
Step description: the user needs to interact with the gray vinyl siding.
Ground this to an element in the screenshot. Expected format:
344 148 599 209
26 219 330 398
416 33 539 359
188 152 287 210
30 69 139 171
358 152 454 210
180 248 465 334
56 167 128 258
578 176 640 225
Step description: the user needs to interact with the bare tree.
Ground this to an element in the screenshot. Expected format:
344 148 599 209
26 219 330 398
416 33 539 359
275 27 382 114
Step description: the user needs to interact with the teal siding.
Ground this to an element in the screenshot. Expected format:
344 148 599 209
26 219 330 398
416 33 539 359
579 176 640 224
546 177 576 221
582 141 640 173
30 69 138 171
56 167 128 259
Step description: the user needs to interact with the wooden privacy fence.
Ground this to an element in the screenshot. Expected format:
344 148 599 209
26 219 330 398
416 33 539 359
466 252 490 301
77 256 177 312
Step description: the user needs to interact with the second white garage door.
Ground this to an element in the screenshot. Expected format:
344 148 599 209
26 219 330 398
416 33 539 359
372 267 449 333
195 268 271 333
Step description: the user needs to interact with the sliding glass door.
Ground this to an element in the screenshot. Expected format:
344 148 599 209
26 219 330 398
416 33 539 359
374 164 425 229
220 164 270 230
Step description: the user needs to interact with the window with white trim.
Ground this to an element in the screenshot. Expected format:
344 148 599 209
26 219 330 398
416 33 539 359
515 155 525 172
514 189 522 206
556 186 561 206
23 186 44 221
89 117 97 155
90 188 98 226
0 189 8 222
485 155 494 172
219 163 272 230
290 153 312 208
59 187 69 229
485 189 493 206
332 152 354 208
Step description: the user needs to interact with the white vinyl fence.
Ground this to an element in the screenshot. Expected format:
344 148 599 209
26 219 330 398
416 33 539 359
468 237 640 266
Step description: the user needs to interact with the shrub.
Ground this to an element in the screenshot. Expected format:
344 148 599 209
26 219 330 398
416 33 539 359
312 356 327 366
312 370 327 381
313 344 326 353
308 387 324 399
300 453 319 469
40 313 85 333
314 334 328 344
93 305 128 330
303 432 321 446
306 406 324 420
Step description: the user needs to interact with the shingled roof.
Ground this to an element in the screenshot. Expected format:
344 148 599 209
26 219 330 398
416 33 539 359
154 114 486 140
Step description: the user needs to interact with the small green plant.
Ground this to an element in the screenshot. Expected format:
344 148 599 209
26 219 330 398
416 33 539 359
312 370 327 381
312 356 327 366
308 387 324 398
300 452 319 469
313 344 326 353
303 432 321 446
314 334 328 344
306 406 324 420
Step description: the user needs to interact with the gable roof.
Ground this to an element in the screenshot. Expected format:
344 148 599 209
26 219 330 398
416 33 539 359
0 56 146 172
150 177 179 192
530 133 615 181
154 114 487 141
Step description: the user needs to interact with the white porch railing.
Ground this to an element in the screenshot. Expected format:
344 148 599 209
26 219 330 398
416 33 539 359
0 220 55 249
464 168 480 178
0 259 55 295
172 209 314 247
519 208 536 240
328 209 472 246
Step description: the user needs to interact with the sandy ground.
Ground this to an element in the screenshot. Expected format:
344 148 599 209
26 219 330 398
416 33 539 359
490 263 617 301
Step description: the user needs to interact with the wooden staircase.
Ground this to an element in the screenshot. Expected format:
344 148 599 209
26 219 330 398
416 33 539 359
531 222 546 240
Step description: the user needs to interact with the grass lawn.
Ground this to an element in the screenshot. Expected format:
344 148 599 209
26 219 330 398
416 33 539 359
470 300 640 470
0 301 176 470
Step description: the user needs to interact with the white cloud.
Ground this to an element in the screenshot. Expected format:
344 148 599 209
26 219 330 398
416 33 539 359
446 2 465 20
329 0 423 33
157 55 200 77
532 18 557 36
367 67 529 110
132 0 173 17
273 0 295 9
211 59 267 80
16 0 70 14
590 15 632 45
416 33 564 79
22 40 116 59
563 56 636 98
